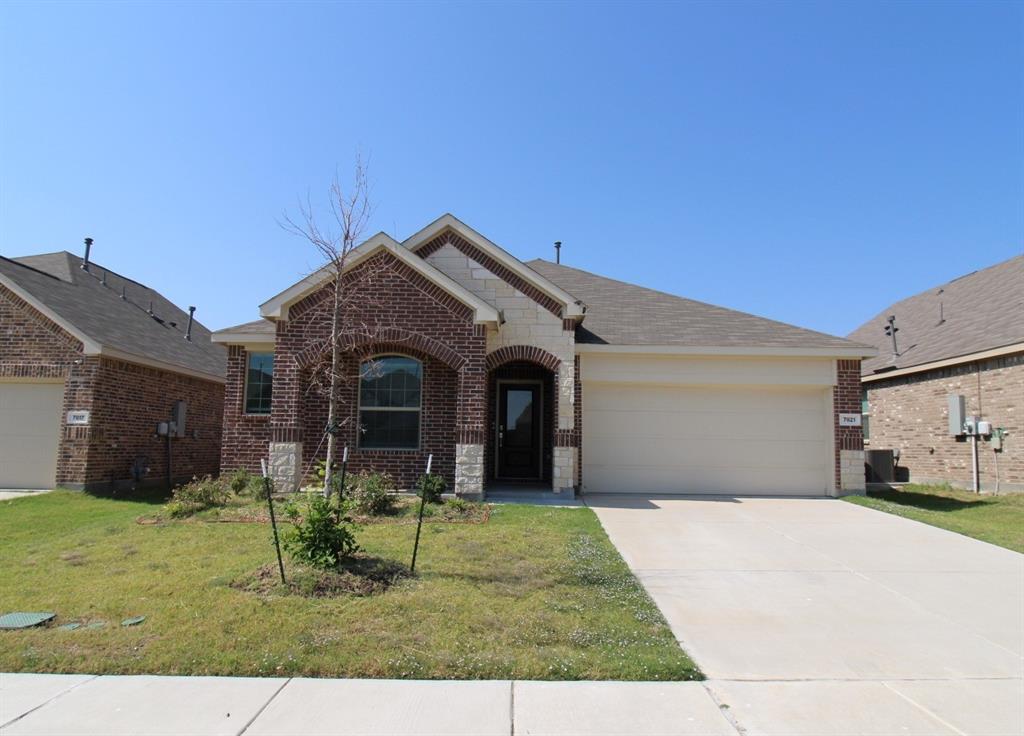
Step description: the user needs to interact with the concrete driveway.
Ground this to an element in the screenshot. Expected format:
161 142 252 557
589 495 1024 736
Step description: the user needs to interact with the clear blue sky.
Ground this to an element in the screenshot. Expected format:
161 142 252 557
1 1 1020 337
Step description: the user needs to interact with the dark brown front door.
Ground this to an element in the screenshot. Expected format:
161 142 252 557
497 383 541 479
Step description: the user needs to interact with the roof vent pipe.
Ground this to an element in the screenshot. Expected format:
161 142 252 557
184 306 196 342
82 238 93 271
554 241 561 264
101 270 107 287
884 315 900 356
148 300 154 315
120 284 127 300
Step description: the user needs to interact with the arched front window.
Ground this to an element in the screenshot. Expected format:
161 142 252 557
358 355 422 449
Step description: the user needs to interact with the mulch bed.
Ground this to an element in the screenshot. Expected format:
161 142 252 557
231 556 410 598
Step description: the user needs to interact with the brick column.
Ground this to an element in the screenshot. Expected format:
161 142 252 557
269 327 303 492
835 359 865 495
455 364 486 499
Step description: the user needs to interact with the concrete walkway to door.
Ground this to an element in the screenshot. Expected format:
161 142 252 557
588 495 1024 736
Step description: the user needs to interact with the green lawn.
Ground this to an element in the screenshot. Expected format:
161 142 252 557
0 491 699 681
845 484 1024 554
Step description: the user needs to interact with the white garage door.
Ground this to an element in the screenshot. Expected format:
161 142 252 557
0 381 64 489
583 383 832 495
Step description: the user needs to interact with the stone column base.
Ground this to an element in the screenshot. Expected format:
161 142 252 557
269 442 303 493
838 449 866 495
455 443 484 499
553 446 576 494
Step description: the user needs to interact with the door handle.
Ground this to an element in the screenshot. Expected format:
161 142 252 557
498 426 504 447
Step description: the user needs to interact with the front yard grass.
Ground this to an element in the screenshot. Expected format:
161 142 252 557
0 491 700 680
845 484 1024 554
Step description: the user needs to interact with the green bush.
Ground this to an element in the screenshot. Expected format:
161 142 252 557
351 471 397 516
226 468 264 497
444 497 471 513
415 473 447 504
283 494 359 569
165 475 231 518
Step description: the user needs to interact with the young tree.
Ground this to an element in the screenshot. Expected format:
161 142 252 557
281 161 373 497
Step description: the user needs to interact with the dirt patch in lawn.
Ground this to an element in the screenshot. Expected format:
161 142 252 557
232 556 410 598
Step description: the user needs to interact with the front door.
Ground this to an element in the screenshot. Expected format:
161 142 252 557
497 383 541 479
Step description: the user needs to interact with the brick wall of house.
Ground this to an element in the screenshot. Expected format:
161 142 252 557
3 283 224 490
77 358 224 489
834 359 865 492
255 250 487 490
865 353 1023 492
300 351 459 489
219 345 272 474
0 284 83 378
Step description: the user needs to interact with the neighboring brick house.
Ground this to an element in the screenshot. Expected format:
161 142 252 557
215 214 873 499
0 247 226 491
849 255 1023 493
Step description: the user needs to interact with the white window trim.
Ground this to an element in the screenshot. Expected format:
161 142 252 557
357 354 423 452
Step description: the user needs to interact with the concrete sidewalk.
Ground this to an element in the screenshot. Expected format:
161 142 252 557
1 674 739 736
5 671 1021 735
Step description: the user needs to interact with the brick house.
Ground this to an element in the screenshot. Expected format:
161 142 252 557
215 214 874 498
0 247 226 491
849 255 1023 493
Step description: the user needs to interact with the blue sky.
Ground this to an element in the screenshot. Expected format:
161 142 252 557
1 1 1020 338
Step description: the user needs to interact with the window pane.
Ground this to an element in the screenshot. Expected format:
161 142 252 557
359 410 419 449
360 356 422 408
245 352 273 414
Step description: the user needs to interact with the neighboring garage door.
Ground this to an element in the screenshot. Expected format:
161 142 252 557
0 381 64 489
583 382 833 496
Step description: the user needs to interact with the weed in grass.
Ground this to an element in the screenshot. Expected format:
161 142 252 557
59 552 87 566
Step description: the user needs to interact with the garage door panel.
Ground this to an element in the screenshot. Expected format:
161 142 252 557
583 463 826 495
585 435 829 471
583 382 831 496
0 382 63 489
584 408 823 441
584 383 823 413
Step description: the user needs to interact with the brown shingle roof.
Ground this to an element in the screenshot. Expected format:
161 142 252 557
0 251 226 379
528 259 868 351
213 318 276 336
848 254 1024 376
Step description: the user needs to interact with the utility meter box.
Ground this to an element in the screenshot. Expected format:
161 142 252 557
948 394 966 436
172 401 187 438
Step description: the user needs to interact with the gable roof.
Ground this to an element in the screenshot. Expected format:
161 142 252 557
529 259 873 356
0 251 226 381
258 233 500 324
211 318 276 345
848 254 1024 378
404 214 585 318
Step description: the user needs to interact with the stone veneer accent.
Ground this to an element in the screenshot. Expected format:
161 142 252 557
839 449 866 494
454 443 484 498
424 240 578 492
865 352 1022 492
269 441 302 492
552 446 575 493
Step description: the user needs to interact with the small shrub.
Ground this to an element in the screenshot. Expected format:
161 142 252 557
445 497 471 513
283 494 359 569
416 473 447 504
165 475 230 517
226 468 264 497
351 471 397 516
